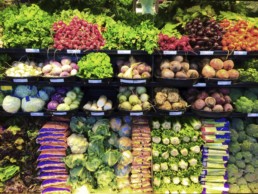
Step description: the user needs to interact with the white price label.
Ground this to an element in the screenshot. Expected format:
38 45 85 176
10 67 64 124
234 51 247 55
13 78 28 83
91 112 105 116
133 80 146 84
88 80 102 84
193 82 206 87
25 48 40 53
163 50 177 55
248 113 258 117
120 79 134 84
169 111 183 116
30 112 44 117
50 79 64 83
117 50 131 54
200 51 214 55
130 112 143 116
217 81 231 85
67 49 81 54
53 112 67 116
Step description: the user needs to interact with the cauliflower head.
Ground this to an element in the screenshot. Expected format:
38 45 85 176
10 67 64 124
67 133 88 154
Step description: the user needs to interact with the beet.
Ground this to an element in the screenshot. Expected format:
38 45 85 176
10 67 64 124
212 104 224 112
197 91 209 100
194 99 205 110
205 97 216 108
224 103 233 112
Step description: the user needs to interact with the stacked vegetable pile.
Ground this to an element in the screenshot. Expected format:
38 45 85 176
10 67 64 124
118 86 151 111
201 119 230 193
220 19 258 51
52 16 105 50
184 88 233 112
1 4 54 48
42 58 78 77
0 118 41 193
228 118 258 193
2 85 51 113
78 53 113 79
158 56 199 79
158 34 192 51
65 116 133 193
202 58 239 80
5 60 42 77
230 88 258 113
130 117 152 193
151 118 203 193
185 18 224 50
154 88 188 111
238 58 258 83
117 61 152 79
47 87 83 111
83 95 113 111
36 121 71 194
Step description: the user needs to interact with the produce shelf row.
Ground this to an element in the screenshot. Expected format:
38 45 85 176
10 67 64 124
2 79 258 88
0 48 258 56
0 110 251 118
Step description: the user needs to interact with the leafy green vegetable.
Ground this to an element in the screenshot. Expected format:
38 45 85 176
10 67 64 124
95 166 116 188
85 158 102 172
1 4 54 48
234 97 254 113
78 53 113 79
70 116 96 135
102 150 121 167
0 165 19 182
63 154 87 169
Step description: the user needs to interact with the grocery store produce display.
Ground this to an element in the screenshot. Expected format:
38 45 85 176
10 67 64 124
0 1 258 194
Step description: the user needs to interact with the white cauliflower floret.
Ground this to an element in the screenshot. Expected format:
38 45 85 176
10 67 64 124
67 133 88 154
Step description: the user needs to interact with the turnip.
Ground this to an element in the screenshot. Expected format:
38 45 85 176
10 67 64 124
70 63 79 70
47 101 59 110
67 91 77 100
70 69 78 76
61 64 72 73
129 95 139 106
140 93 149 102
64 97 72 105
136 86 147 95
83 101 92 110
70 103 79 110
51 67 62 76
61 58 71 66
60 72 70 77
42 65 52 74
51 61 62 67
161 69 174 79
97 95 107 108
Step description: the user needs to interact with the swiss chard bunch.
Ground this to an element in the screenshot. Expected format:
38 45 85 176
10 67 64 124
2 4 54 48
78 53 113 79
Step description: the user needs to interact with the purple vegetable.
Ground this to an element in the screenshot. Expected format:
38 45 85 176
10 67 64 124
70 62 79 70
38 154 64 160
51 93 63 102
47 101 59 110
39 128 66 133
61 58 71 66
37 133 66 139
39 173 68 180
38 145 66 152
55 88 68 95
37 138 65 144
42 187 70 194
60 72 70 77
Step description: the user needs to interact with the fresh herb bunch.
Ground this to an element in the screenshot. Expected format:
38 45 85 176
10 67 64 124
1 4 54 48
78 53 113 79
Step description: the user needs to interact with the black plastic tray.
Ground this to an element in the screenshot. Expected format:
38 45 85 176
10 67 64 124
5 76 40 83
192 109 232 118
42 76 77 83
84 109 114 116
117 77 150 85
155 108 186 116
155 76 199 87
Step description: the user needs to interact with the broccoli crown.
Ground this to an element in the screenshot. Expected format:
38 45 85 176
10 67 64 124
245 164 255 173
228 155 236 164
251 157 258 168
228 164 239 178
229 184 240 193
230 88 243 101
241 140 252 151
231 118 244 131
244 90 257 101
229 142 241 154
237 131 248 143
242 151 252 163
237 177 247 185
230 129 239 142
252 100 258 112
236 160 246 169
248 182 258 193
251 143 258 155
234 96 254 113
239 184 251 193
246 124 258 138
244 173 258 183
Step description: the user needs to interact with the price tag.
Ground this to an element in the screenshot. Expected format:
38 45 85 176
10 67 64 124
1 86 12 91
130 112 143 116
88 80 102 84
193 83 206 87
217 81 231 86
169 111 183 116
120 79 134 84
30 112 44 117
117 50 131 54
13 78 28 83
53 112 67 116
200 51 214 55
67 49 81 54
50 79 64 83
247 113 258 117
25 48 40 53
91 112 105 116
234 51 247 55
133 80 146 84
163 50 177 55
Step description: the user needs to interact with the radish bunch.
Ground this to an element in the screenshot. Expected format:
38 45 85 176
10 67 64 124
158 34 192 51
52 16 105 50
